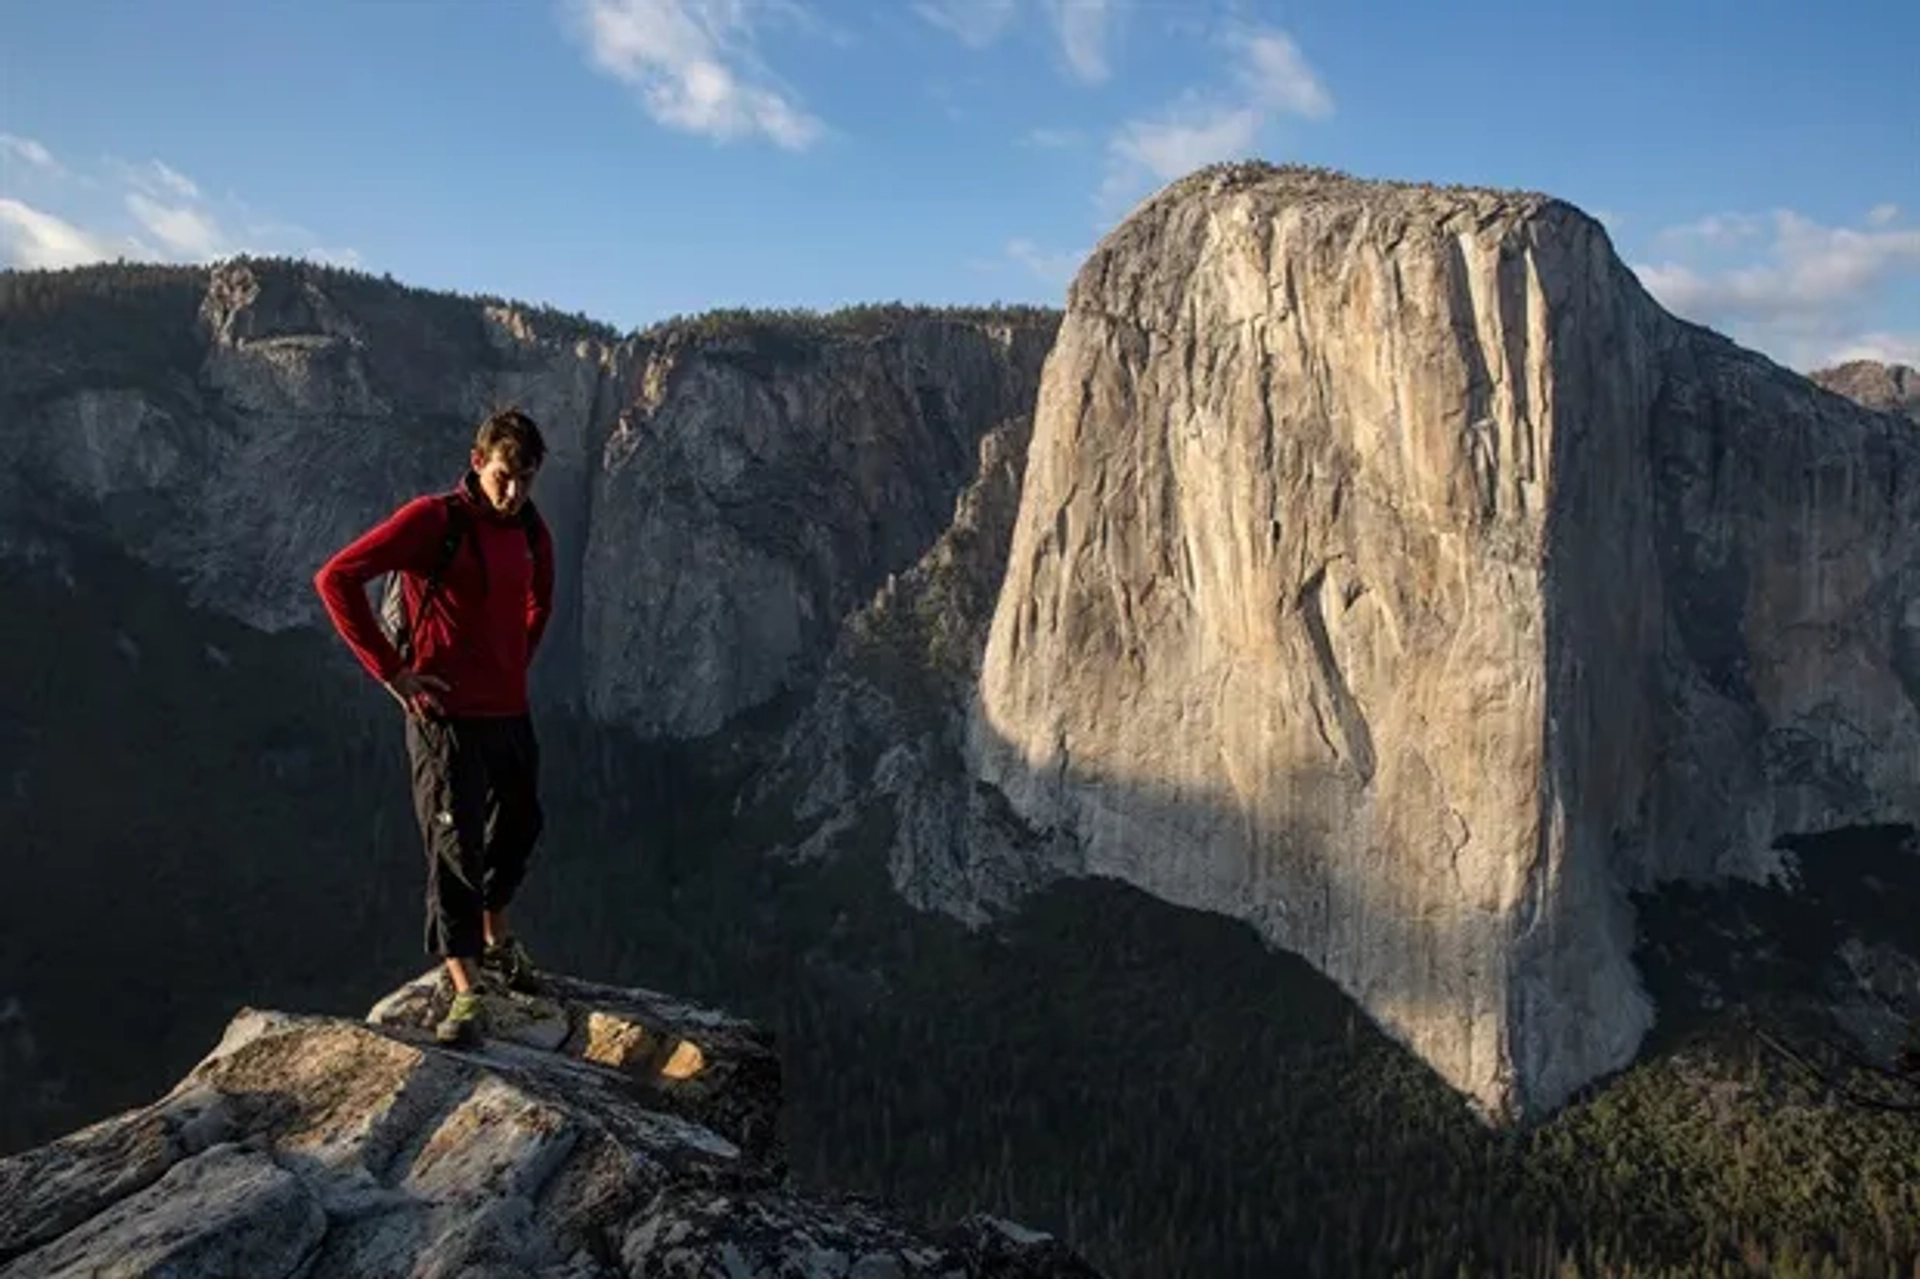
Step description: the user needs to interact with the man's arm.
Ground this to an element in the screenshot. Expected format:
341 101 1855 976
312 496 446 684
526 514 555 657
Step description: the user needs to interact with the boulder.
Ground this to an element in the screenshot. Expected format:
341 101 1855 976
0 973 1101 1278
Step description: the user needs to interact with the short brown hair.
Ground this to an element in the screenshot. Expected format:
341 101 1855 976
474 407 547 470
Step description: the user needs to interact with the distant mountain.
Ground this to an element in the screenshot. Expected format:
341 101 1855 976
1811 358 1920 422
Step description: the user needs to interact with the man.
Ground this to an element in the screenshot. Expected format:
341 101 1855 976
313 407 555 1046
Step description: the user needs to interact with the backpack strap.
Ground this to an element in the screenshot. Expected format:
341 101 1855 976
397 496 470 664
419 494 470 607
518 499 543 555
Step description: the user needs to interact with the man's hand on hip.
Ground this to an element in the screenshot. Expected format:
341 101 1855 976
386 671 451 719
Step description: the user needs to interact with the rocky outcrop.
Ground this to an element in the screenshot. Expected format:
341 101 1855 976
1811 359 1920 423
969 163 1920 1121
0 973 1100 1278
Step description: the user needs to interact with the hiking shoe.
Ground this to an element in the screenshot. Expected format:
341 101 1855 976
481 936 543 994
435 991 484 1046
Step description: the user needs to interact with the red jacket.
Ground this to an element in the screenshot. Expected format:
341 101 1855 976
313 475 554 718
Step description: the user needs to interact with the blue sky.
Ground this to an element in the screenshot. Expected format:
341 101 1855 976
2 0 1915 371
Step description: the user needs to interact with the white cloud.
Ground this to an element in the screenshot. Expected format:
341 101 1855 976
1234 29 1332 119
1099 25 1331 214
1020 126 1084 149
1655 211 1765 247
966 234 1086 293
1868 203 1900 227
916 0 1016 48
0 153 353 272
0 198 128 269
917 0 1114 85
565 0 824 150
1825 331 1920 369
146 161 201 201
238 210 364 269
125 192 228 258
1044 0 1112 83
0 134 60 174
1108 101 1261 186
108 156 212 203
1632 205 1920 371
1635 211 1920 322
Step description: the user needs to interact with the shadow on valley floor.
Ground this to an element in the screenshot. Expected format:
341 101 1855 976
6 533 1920 1277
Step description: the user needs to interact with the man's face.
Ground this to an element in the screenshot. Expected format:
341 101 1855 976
472 446 539 516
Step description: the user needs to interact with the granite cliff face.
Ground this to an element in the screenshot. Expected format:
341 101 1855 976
968 163 1920 1120
0 973 1099 1278
585 318 1053 737
0 263 1055 732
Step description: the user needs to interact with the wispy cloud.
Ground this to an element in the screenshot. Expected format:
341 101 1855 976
1044 0 1113 83
1107 104 1262 194
1020 126 1085 149
124 192 226 258
1631 206 1920 370
1655 211 1765 247
155 163 199 200
1826 331 1920 369
0 144 357 272
967 234 1085 293
915 0 1017 48
917 0 1114 84
0 198 127 269
0 134 62 176
564 0 824 150
1099 25 1331 213
1233 27 1333 119
1005 236 1083 284
1636 212 1920 321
